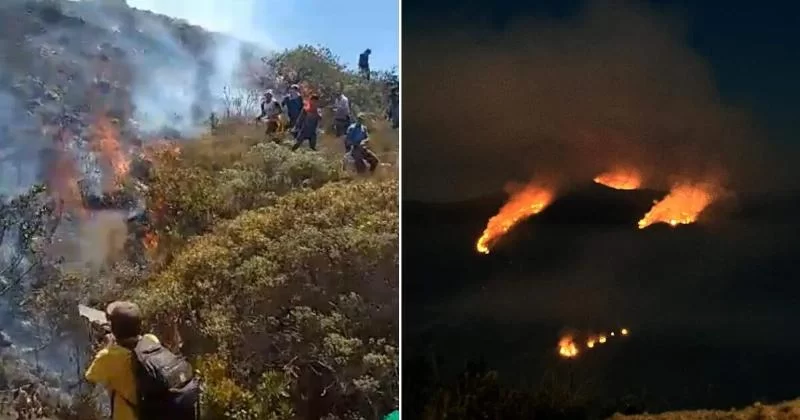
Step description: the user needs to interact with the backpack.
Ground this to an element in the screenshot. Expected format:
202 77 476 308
116 335 200 420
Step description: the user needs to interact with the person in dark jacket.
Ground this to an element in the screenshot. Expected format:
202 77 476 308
281 84 304 128
345 113 379 173
291 95 321 151
358 49 371 80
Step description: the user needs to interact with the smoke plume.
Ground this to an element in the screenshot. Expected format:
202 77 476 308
404 0 799 202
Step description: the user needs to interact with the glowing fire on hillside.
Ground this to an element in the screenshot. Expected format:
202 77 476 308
637 183 717 229
594 168 642 190
558 336 579 358
91 116 130 191
476 184 554 254
47 127 85 219
558 328 630 358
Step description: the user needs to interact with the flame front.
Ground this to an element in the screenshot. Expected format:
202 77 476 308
594 168 642 190
476 185 554 254
638 183 716 229
46 126 85 219
91 116 130 191
558 328 630 358
558 336 579 358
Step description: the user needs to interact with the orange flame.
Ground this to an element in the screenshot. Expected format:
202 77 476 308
47 127 85 219
142 231 159 252
558 336 579 358
638 183 716 229
299 82 315 111
91 116 130 191
559 328 631 358
476 184 554 254
593 168 642 190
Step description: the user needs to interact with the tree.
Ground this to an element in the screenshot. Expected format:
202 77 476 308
249 45 398 117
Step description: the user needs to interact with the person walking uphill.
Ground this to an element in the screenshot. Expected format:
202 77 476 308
255 89 283 140
291 94 322 151
281 84 304 128
85 301 200 420
332 91 352 138
358 49 371 80
346 113 380 173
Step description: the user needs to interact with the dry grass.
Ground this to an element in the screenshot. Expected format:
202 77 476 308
205 118 398 175
611 399 800 420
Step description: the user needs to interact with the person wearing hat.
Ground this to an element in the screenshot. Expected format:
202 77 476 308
281 84 304 128
255 89 283 139
345 113 380 173
85 301 159 420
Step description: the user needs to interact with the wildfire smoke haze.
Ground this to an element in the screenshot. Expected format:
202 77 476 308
476 183 554 254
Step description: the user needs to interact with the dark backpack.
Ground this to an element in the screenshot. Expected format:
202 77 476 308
116 335 200 420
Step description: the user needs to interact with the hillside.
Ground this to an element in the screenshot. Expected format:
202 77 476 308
611 399 800 420
404 186 800 418
0 0 399 419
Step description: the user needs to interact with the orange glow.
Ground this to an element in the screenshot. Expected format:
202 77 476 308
562 328 630 356
476 184 554 254
638 183 716 229
142 231 159 253
91 116 130 191
594 168 642 190
558 336 579 358
47 127 85 219
299 82 315 111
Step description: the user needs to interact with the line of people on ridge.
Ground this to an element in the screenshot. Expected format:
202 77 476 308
255 84 391 174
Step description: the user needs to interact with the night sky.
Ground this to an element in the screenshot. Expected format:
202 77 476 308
403 0 800 202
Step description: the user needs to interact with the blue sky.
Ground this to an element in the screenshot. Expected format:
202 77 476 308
126 0 399 71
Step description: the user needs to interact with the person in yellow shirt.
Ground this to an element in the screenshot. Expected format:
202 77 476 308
85 301 199 420
85 301 154 420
